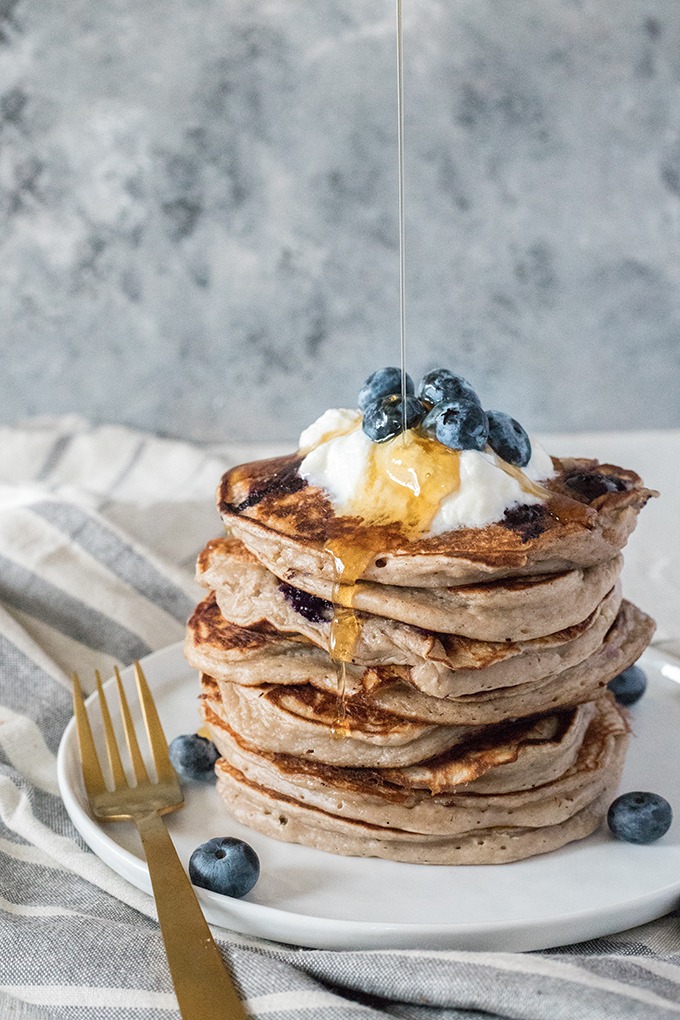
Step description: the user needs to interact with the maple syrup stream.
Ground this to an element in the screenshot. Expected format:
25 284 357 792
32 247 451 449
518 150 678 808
397 0 407 431
326 0 408 737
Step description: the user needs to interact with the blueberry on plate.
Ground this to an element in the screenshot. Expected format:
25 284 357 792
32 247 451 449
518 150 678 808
608 664 647 706
362 393 425 442
607 792 673 844
421 399 489 451
486 410 532 467
168 733 219 782
189 837 260 897
358 367 414 411
418 368 481 407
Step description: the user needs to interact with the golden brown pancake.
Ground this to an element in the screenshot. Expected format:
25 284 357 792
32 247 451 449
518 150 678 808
185 590 654 723
196 536 629 694
201 676 597 789
202 674 480 768
206 693 629 864
221 550 623 640
217 453 656 586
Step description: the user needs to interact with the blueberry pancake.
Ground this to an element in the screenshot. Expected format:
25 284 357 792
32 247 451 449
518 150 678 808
196 538 641 696
215 543 623 641
219 452 655 587
185 590 653 723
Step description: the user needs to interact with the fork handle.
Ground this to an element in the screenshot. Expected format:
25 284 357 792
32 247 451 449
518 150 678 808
136 810 249 1020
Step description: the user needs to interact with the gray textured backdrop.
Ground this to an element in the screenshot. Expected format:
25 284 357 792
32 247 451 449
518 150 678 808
2 0 679 442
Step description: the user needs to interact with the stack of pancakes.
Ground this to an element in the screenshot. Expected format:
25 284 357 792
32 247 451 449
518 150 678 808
185 451 656 864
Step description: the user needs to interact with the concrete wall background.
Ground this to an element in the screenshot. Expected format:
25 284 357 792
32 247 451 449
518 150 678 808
2 0 679 443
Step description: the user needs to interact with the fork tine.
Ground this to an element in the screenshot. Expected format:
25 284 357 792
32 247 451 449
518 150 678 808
95 670 127 790
72 673 107 799
134 661 178 786
114 666 150 784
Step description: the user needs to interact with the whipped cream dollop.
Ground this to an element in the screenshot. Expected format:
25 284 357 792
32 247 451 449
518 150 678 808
298 407 555 534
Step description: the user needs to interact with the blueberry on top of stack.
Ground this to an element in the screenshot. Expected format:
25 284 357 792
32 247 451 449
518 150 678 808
360 366 531 467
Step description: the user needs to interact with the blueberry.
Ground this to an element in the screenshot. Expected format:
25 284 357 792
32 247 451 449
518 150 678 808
362 393 425 443
564 471 627 502
607 792 673 844
608 664 647 706
486 410 532 467
278 582 333 623
358 367 414 412
502 504 547 541
418 369 481 407
189 837 260 897
168 733 219 782
421 399 489 451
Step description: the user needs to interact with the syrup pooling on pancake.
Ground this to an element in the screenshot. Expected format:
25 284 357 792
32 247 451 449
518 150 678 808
343 430 462 531
299 410 555 535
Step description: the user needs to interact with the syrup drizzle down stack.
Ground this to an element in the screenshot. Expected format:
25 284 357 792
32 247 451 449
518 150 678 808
326 0 410 734
396 0 408 427
325 432 464 733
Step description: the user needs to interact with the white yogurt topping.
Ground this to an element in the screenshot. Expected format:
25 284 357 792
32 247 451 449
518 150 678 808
298 408 362 452
298 408 555 533
434 446 550 532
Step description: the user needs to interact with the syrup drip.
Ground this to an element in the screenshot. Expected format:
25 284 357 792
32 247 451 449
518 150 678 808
326 431 464 735
491 454 551 501
327 552 371 739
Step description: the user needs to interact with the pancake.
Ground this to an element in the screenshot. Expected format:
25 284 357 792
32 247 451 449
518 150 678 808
197 535 625 693
218 453 656 586
185 593 331 686
202 677 597 791
185 590 654 723
207 694 629 864
207 538 624 640
202 674 483 768
367 599 655 724
205 695 623 829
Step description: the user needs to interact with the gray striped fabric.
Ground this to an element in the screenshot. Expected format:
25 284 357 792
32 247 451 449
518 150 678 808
0 416 678 1020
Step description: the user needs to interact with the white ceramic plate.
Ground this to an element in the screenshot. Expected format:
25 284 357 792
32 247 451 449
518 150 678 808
57 644 680 951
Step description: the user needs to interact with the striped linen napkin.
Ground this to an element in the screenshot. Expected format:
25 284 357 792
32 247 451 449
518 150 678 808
0 415 678 1020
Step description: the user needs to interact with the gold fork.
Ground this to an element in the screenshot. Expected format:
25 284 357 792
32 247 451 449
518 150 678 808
72 662 249 1020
